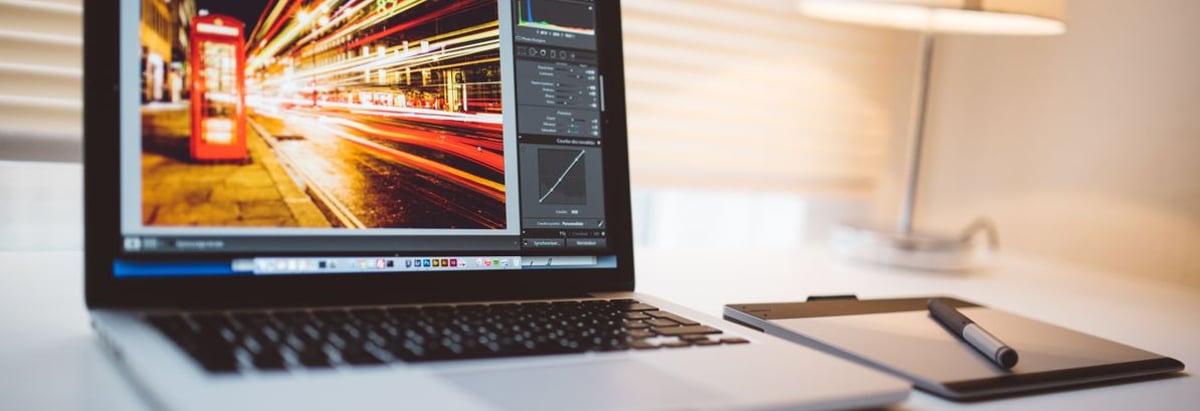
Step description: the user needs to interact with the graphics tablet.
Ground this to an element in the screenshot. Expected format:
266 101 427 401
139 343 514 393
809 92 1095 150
724 297 1185 400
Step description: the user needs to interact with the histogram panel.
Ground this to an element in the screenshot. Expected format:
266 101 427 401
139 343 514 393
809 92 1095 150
518 0 595 34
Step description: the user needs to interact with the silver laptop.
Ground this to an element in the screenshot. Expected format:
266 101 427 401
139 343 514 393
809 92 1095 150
83 1 909 410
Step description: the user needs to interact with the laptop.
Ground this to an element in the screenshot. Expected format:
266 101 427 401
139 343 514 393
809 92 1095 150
83 1 910 410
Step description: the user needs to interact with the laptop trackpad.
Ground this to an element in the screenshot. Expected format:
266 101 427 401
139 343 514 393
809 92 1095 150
440 360 724 411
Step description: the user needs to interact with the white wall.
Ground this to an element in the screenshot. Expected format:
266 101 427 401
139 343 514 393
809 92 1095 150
913 0 1200 287
0 161 82 251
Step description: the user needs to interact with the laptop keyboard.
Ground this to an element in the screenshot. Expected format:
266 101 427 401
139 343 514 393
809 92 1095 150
145 299 749 373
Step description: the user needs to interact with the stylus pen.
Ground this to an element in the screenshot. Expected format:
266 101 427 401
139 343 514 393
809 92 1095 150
928 298 1019 369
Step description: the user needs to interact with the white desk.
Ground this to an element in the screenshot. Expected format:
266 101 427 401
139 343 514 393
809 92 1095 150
1 249 1196 410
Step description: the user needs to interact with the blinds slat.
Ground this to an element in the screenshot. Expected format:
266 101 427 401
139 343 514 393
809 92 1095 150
0 0 82 39
0 0 83 143
0 98 81 136
0 31 81 69
0 65 81 100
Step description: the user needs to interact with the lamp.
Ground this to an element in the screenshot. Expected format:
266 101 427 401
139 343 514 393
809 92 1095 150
798 0 1067 270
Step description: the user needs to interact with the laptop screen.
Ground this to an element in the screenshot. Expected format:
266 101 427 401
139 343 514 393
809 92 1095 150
118 0 612 277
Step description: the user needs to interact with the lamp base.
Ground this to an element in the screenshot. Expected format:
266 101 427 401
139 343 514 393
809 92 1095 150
831 222 995 271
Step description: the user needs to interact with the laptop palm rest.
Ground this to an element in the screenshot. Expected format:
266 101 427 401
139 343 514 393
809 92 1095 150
440 360 724 411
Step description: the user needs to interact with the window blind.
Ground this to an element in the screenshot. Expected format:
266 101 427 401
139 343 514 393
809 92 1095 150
622 0 909 194
0 0 82 162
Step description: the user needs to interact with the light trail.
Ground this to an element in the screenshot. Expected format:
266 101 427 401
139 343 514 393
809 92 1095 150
308 120 506 202
247 101 504 171
248 26 499 90
343 0 475 52
246 95 502 125
235 0 508 228
322 115 504 172
247 0 298 55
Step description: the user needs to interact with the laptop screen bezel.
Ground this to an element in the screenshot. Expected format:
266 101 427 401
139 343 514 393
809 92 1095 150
84 1 635 309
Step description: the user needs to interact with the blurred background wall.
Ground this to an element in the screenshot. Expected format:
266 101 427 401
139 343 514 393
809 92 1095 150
620 0 915 251
911 0 1200 288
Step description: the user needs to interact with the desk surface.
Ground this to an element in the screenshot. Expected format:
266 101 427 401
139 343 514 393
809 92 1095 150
1 249 1196 410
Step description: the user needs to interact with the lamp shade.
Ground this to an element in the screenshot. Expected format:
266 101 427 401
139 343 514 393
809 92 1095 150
797 0 1066 35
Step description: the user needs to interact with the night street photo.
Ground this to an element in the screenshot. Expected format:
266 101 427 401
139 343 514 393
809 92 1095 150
138 0 506 229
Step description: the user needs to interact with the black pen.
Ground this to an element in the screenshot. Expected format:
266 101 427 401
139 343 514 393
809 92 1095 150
928 298 1019 369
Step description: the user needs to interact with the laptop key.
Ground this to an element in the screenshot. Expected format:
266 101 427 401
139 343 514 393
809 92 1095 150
297 351 332 368
653 325 721 337
251 351 287 371
644 318 678 328
624 321 651 329
622 312 651 320
625 329 655 339
648 312 700 326
339 347 384 365
617 303 658 312
193 348 239 373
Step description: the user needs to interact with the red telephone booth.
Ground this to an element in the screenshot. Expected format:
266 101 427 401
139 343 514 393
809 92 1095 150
189 14 246 161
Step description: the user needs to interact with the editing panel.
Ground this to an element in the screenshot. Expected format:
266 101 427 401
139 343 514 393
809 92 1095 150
512 0 606 251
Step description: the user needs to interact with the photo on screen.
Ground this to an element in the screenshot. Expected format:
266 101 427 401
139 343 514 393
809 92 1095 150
137 0 505 230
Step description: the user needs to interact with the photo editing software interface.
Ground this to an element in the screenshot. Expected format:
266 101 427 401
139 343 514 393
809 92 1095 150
116 0 614 277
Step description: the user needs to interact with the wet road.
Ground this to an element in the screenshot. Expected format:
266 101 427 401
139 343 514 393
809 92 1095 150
251 104 506 229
